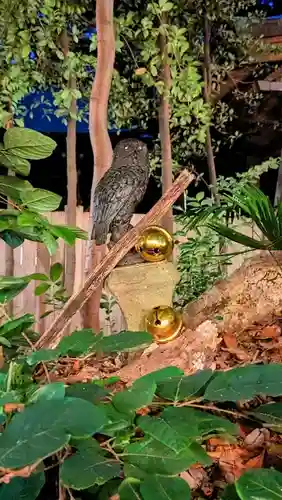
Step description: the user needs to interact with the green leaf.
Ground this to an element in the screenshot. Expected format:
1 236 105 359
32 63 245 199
251 402 282 430
204 364 282 402
0 276 30 303
123 438 211 475
21 188 61 212
49 224 87 244
57 330 103 356
0 314 34 337
1 230 24 248
60 445 121 490
29 383 65 403
98 403 133 436
112 380 156 415
207 221 268 250
0 471 45 500
235 468 282 499
3 128 56 160
39 229 58 254
50 262 63 282
157 370 214 402
0 390 23 407
0 150 31 176
162 406 238 442
26 349 60 366
137 415 189 453
34 282 50 296
119 478 142 500
221 484 240 500
0 398 107 468
140 475 191 500
132 367 184 389
0 176 33 202
96 331 153 354
65 383 108 403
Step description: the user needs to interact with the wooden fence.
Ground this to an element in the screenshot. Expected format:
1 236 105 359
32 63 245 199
0 210 256 334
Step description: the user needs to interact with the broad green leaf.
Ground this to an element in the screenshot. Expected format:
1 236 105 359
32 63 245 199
98 403 133 436
39 229 58 254
157 370 213 402
65 383 108 403
0 398 107 468
221 484 240 499
122 438 211 475
162 406 238 442
29 383 65 403
50 262 63 282
137 414 188 452
119 478 142 500
0 176 33 202
34 282 50 296
0 314 34 337
49 224 87 244
132 367 184 389
235 468 282 499
0 282 28 303
26 348 60 366
141 475 191 500
21 189 61 212
60 445 120 490
251 402 282 431
1 230 25 248
0 150 31 176
57 329 103 356
0 336 12 347
96 331 153 354
204 364 282 402
0 390 23 406
0 471 45 500
123 464 148 480
3 128 56 160
112 380 156 415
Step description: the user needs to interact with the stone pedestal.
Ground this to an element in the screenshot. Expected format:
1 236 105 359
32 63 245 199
105 261 180 331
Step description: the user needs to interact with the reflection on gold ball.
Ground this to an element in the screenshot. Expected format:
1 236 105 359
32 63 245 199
135 226 174 262
145 305 182 343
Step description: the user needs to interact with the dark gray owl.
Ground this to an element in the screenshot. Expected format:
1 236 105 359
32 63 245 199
91 138 150 245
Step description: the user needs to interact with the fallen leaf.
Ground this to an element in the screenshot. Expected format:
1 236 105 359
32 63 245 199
4 403 25 413
257 325 281 339
223 333 238 350
244 452 264 470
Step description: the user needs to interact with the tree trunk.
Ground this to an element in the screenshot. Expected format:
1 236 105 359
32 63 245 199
61 32 77 297
83 0 115 332
158 15 173 236
203 14 219 202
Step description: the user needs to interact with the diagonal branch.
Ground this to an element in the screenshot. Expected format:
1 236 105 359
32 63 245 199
36 170 194 349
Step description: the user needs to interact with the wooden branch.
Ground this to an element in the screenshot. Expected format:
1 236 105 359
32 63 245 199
35 170 194 349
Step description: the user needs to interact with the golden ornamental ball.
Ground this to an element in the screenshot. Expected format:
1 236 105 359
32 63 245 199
135 226 174 262
145 305 183 343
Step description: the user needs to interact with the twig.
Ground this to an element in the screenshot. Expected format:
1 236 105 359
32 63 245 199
21 332 51 383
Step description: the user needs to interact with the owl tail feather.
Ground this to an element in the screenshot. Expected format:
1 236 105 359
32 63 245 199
91 222 108 245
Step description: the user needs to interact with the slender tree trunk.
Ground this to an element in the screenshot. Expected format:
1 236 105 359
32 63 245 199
159 15 173 237
83 0 115 331
203 14 219 203
61 32 77 297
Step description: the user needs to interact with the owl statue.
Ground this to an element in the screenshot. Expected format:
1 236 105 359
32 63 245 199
91 138 150 245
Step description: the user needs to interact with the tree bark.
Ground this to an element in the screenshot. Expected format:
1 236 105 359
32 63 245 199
158 15 173 236
35 170 194 349
203 14 219 202
61 31 77 297
83 0 115 332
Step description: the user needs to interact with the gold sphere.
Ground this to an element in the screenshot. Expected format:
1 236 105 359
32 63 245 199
135 226 174 262
145 305 183 343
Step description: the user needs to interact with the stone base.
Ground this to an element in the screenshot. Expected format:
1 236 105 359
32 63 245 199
105 261 180 331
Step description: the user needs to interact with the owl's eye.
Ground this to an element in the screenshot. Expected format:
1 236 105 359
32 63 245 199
124 146 129 150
